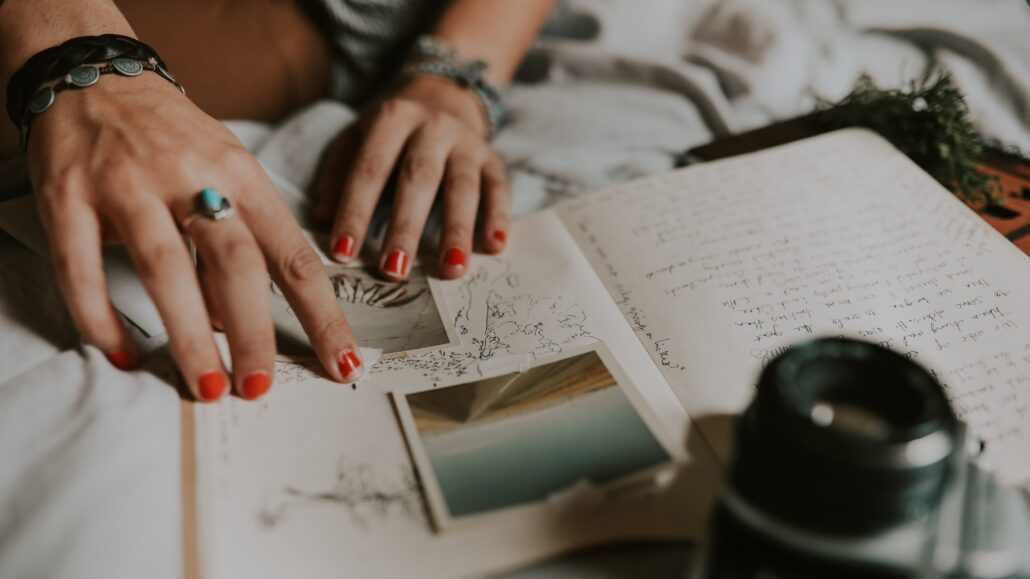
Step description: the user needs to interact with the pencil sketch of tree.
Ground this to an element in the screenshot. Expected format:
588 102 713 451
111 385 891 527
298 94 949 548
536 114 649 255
373 260 597 383
454 260 597 361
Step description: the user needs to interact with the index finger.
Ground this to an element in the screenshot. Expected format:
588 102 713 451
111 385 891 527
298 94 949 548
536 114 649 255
242 175 365 383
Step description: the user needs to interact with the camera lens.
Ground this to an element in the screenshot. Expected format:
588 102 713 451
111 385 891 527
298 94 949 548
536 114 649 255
729 338 958 534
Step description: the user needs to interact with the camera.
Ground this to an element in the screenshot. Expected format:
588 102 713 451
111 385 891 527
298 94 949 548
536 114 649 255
696 338 1030 579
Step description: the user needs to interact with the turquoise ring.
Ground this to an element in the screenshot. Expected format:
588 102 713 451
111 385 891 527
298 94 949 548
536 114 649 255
181 187 235 230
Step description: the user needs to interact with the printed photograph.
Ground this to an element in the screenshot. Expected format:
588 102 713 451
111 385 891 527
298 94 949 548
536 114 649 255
272 264 454 356
400 350 672 522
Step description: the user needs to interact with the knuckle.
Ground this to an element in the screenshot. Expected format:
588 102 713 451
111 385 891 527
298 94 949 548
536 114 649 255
207 235 263 272
280 245 324 286
100 158 142 188
159 152 196 181
442 223 473 242
339 205 372 230
425 110 451 127
173 334 210 365
219 146 256 175
444 173 478 194
490 183 513 201
379 98 418 120
135 242 185 282
389 217 422 240
74 303 120 341
315 314 353 345
231 330 275 358
401 154 438 182
352 153 388 181
42 169 82 206
483 159 509 183
74 316 105 343
485 173 512 199
53 249 100 287
451 149 485 167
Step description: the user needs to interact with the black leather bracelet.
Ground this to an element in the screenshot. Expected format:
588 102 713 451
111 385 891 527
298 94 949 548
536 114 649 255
6 34 183 150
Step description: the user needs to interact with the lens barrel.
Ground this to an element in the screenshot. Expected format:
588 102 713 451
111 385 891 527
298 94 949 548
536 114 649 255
728 338 958 535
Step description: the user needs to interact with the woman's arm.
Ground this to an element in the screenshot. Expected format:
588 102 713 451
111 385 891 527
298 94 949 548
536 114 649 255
314 0 556 281
0 0 136 155
433 0 556 86
0 0 364 399
0 0 136 77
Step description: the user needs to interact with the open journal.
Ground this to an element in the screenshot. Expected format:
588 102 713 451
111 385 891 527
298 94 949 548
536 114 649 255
182 129 1030 579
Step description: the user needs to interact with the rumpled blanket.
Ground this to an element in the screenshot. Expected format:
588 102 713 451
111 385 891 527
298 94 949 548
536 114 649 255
1 1 1027 577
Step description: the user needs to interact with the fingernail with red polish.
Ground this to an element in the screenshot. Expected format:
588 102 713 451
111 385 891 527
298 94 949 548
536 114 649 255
198 372 226 402
337 350 365 383
333 235 356 261
242 372 272 400
107 350 135 370
383 249 409 278
443 247 466 268
493 230 507 245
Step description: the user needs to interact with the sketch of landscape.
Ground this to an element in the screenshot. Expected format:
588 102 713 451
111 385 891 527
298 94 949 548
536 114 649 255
271 264 454 356
257 457 425 530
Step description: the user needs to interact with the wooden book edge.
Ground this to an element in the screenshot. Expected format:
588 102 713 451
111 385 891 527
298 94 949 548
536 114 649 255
181 399 200 579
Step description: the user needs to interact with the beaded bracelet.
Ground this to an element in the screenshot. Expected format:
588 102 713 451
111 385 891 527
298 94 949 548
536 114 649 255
403 36 507 138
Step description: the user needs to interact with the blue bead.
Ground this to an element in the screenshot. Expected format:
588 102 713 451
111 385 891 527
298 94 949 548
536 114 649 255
200 187 223 210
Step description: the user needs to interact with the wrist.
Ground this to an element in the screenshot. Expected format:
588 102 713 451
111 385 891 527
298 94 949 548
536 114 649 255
0 0 136 78
395 75 489 136
9 34 183 151
41 69 182 117
29 71 185 152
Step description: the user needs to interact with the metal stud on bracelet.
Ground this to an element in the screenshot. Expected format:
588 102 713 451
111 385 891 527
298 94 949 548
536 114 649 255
26 88 56 115
66 65 101 87
111 57 144 76
17 57 185 149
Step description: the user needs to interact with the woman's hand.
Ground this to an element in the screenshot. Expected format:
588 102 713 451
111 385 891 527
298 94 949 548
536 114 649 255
313 75 511 281
27 72 364 400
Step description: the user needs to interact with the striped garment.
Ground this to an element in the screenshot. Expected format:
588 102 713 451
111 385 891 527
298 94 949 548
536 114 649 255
298 0 446 105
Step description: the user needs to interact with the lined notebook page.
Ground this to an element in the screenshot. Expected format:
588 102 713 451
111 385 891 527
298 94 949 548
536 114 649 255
558 129 1030 485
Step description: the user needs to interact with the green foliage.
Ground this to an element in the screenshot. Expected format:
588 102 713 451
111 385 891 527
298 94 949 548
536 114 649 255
818 74 1002 205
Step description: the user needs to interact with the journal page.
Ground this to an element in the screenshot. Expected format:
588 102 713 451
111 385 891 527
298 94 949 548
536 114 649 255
191 209 719 579
557 129 1030 486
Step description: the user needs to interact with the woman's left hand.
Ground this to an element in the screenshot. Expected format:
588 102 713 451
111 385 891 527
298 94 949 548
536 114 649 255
314 75 510 281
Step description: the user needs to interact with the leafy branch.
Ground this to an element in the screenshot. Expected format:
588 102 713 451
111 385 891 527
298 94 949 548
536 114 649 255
818 74 1002 205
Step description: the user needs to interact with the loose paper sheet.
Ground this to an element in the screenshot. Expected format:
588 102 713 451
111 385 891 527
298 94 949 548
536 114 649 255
558 129 1030 485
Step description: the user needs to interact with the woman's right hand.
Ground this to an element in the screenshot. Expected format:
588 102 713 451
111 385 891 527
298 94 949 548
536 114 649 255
26 70 364 401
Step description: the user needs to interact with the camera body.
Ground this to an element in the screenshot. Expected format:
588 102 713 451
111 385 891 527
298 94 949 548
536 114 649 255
696 339 1030 579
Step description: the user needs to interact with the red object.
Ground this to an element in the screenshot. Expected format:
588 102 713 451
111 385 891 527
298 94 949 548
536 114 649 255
242 372 272 400
198 372 226 402
106 350 135 370
337 350 363 381
383 249 408 277
443 247 466 267
975 155 1030 256
493 230 507 244
333 235 356 259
